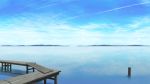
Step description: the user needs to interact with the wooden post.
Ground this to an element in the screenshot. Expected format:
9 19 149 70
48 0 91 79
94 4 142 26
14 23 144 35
10 64 12 72
44 79 47 84
33 67 35 72
1 63 4 71
6 63 8 71
7 64 11 72
26 65 29 74
54 76 57 84
6 63 9 71
4 63 7 72
128 67 131 78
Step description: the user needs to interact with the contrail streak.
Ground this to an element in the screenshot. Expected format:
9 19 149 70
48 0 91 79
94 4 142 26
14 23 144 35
34 0 79 10
97 1 150 14
22 0 78 10
65 1 150 20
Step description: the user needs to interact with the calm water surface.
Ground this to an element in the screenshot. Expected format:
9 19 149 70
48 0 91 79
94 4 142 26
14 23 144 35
0 46 150 84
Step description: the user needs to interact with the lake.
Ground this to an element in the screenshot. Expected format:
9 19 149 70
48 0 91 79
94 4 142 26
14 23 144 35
0 46 150 84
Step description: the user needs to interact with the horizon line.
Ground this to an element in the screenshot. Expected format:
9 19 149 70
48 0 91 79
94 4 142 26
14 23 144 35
1 44 150 47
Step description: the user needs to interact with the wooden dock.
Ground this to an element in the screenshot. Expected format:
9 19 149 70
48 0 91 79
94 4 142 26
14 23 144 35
0 60 61 84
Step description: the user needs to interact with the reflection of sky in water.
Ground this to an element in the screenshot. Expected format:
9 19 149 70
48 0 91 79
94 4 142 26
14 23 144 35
0 46 150 84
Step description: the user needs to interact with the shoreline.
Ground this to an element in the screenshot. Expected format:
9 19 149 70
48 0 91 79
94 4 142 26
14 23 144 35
0 45 150 47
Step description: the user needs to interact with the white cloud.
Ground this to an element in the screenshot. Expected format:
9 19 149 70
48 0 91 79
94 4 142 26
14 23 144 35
140 0 150 6
78 23 118 31
141 0 150 3
0 15 150 45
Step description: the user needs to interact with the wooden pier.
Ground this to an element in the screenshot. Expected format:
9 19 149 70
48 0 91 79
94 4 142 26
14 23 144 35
0 60 61 84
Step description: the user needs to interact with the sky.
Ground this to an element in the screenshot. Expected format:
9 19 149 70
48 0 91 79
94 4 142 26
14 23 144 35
0 0 150 45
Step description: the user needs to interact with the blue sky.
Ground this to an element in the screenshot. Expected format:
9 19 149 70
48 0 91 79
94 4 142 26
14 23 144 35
0 0 150 45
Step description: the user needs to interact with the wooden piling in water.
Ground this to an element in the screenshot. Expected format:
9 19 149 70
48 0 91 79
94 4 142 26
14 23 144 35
128 67 131 77
44 79 47 84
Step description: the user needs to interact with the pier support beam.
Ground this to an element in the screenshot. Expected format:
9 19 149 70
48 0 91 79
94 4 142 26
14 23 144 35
26 65 29 74
44 79 47 84
48 75 58 84
54 76 58 84
1 62 12 72
1 62 4 71
26 65 35 74
128 67 131 78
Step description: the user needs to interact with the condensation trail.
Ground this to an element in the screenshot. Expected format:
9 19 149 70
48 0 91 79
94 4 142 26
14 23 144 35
21 0 78 10
65 1 150 20
97 1 150 14
23 0 48 9
33 0 79 10
18 0 78 22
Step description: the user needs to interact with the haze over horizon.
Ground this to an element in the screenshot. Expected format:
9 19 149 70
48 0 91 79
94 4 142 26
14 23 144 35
0 0 150 45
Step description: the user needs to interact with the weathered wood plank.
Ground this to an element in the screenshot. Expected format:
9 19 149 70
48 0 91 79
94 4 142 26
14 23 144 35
28 63 53 74
7 71 60 84
0 81 10 84
0 60 33 66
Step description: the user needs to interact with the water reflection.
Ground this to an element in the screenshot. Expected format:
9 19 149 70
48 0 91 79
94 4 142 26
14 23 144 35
0 46 150 84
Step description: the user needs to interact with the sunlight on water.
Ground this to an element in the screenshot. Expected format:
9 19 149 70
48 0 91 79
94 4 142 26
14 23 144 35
0 46 150 84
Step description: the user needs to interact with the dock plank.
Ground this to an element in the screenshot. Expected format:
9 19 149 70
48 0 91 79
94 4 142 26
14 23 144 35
0 60 33 66
0 81 10 84
7 71 59 84
28 63 53 74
